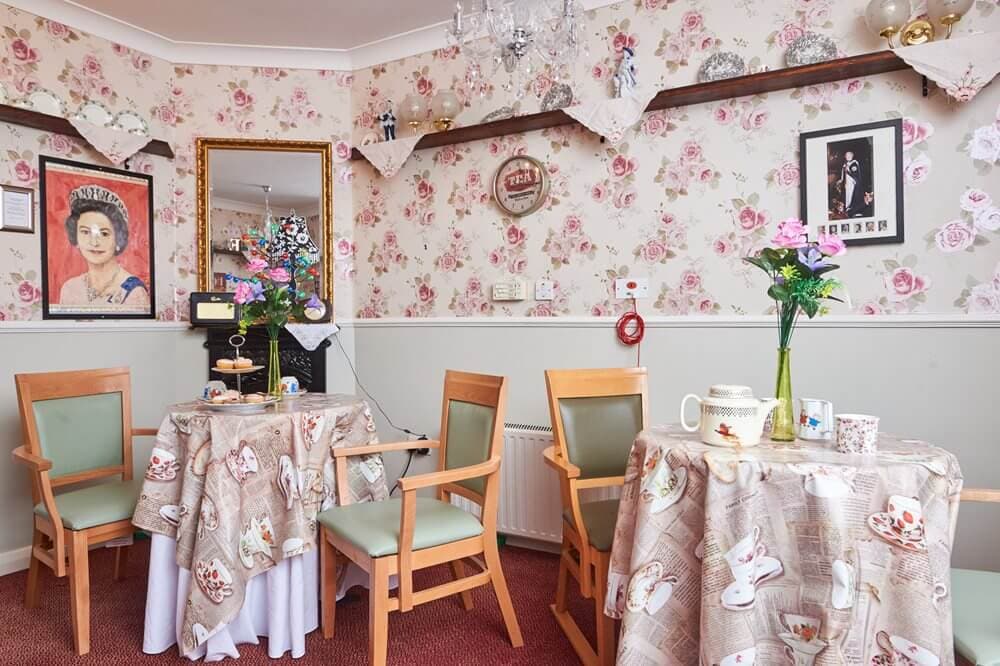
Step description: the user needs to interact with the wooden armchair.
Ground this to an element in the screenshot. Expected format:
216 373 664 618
543 367 649 666
953 488 1000 666
317 370 523 666
12 367 156 655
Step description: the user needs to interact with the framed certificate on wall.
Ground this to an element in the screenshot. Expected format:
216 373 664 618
0 184 34 233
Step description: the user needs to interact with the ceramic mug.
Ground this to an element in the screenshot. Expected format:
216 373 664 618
798 398 833 441
887 495 924 537
780 613 821 643
876 631 940 666
280 376 300 395
835 414 879 454
202 380 227 400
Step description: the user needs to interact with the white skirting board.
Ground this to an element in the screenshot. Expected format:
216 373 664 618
0 546 31 577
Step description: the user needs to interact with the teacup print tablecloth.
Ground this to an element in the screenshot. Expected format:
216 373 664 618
607 425 963 666
133 394 388 657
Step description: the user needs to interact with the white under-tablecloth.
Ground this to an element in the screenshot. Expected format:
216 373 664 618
143 534 370 661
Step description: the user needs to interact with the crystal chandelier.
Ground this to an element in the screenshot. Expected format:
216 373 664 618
446 0 588 99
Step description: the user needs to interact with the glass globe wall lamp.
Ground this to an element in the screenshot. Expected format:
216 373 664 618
865 0 974 47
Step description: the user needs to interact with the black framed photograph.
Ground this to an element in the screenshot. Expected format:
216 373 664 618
39 156 155 319
799 118 903 246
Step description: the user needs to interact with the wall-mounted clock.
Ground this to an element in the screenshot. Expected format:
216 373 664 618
492 155 549 217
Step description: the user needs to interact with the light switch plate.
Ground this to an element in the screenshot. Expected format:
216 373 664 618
535 280 554 301
615 277 649 299
492 279 526 301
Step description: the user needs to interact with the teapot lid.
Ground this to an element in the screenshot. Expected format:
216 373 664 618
708 384 754 399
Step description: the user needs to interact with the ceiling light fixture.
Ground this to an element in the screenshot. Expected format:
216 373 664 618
446 0 588 100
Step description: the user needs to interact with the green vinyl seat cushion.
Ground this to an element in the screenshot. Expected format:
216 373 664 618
562 498 620 552
317 497 484 558
558 395 641 479
33 478 142 531
953 567 1000 666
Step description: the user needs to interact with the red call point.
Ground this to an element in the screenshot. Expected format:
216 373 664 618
627 281 637 289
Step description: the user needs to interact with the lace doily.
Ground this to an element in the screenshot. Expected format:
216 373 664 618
68 117 154 164
284 323 340 352
893 32 999 103
356 133 426 178
563 89 659 146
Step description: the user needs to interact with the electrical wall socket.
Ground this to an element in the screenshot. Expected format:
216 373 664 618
492 279 526 301
535 280 554 301
615 277 649 299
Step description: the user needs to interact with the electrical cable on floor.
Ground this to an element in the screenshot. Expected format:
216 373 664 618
616 297 645 367
332 333 428 496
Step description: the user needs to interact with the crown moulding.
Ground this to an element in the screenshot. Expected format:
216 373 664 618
350 50 911 163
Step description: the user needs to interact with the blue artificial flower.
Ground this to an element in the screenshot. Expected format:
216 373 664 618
248 280 266 302
775 275 785 286
797 246 827 271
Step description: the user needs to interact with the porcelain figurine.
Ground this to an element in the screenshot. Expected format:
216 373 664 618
613 46 638 98
379 102 397 141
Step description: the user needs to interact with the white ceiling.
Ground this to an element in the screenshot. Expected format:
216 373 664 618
209 150 321 212
18 0 617 69
67 0 459 50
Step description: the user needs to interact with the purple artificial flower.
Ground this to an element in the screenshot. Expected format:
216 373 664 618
306 294 323 310
248 280 266 302
797 246 827 271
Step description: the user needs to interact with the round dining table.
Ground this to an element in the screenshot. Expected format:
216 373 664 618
607 425 962 666
132 394 389 660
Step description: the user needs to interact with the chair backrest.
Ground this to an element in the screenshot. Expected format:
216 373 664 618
545 367 648 480
15 367 133 499
438 370 507 503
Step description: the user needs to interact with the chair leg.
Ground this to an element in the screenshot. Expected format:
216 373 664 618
553 540 570 613
25 530 44 609
320 528 337 639
483 538 524 648
113 545 129 581
67 530 90 655
369 558 390 666
593 550 616 666
450 560 475 611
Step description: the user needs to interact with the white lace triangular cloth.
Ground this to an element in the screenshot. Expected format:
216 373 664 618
284 323 340 352
357 133 426 178
68 117 154 165
893 32 1000 103
563 89 659 145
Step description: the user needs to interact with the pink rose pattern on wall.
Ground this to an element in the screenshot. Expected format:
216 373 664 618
1 2 999 320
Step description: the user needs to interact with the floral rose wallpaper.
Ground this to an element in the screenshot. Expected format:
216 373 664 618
0 1 998 322
349 0 1000 318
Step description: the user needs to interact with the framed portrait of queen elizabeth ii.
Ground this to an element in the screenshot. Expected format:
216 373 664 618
39 156 155 319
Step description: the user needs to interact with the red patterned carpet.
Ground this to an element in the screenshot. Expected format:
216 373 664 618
0 540 595 665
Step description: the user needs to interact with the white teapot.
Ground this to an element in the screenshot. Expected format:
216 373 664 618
680 385 779 448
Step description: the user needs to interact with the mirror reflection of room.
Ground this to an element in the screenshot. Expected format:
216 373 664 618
208 149 322 295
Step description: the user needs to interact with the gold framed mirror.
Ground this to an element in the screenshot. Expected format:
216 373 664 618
195 138 333 301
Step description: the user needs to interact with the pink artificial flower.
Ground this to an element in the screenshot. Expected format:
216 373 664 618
816 233 847 257
247 257 268 274
269 267 290 283
771 218 808 249
233 281 253 304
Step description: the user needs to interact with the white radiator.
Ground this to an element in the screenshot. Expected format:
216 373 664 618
451 424 618 544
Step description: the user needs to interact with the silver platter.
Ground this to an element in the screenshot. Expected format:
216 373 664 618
541 83 573 112
785 33 838 68
480 106 515 124
698 52 746 83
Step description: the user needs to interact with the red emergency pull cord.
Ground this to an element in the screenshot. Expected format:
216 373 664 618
616 298 644 366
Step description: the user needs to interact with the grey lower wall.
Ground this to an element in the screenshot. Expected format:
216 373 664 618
0 323 360 568
352 318 999 572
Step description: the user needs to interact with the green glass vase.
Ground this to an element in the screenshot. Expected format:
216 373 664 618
267 336 282 401
771 347 796 441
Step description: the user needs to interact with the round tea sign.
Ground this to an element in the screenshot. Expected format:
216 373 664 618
492 155 549 217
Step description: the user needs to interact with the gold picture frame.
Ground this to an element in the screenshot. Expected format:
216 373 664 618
195 137 334 299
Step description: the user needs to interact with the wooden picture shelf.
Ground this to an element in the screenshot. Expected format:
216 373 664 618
350 50 909 163
0 103 175 159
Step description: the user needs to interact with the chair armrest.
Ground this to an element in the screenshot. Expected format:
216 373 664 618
962 488 1000 503
12 446 52 472
542 445 580 479
132 428 158 437
333 439 440 458
397 457 500 492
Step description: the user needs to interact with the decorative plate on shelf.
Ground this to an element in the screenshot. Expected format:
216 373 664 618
23 89 67 117
74 100 114 126
541 84 573 112
492 155 550 217
110 110 149 136
785 33 838 68
698 52 746 83
480 106 515 124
